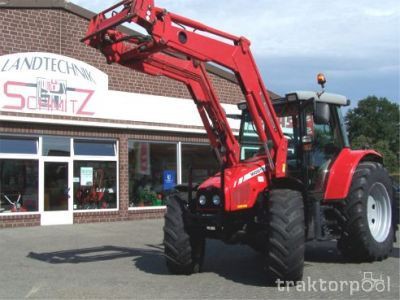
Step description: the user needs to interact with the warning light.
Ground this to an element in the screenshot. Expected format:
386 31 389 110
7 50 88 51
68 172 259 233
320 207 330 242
317 73 326 88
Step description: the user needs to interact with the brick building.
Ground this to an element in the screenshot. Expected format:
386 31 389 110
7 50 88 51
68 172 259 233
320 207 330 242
0 0 279 228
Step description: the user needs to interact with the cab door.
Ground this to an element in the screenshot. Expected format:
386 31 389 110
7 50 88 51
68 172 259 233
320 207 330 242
300 104 346 197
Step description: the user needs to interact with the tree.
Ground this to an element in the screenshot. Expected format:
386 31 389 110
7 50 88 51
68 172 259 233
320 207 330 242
351 135 398 173
346 96 399 173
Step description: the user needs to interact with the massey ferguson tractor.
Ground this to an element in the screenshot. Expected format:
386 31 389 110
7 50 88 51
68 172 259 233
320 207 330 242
82 0 397 283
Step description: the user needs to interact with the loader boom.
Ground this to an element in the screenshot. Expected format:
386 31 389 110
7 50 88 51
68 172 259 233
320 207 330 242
82 0 287 176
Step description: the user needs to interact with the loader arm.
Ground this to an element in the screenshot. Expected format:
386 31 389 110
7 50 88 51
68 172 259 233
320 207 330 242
129 51 239 166
81 0 287 176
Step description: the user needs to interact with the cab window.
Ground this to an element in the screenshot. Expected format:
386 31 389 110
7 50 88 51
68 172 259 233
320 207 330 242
239 111 261 160
239 103 301 164
306 107 343 171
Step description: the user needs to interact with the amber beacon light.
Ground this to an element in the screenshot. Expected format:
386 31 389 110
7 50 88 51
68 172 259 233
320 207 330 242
317 73 326 88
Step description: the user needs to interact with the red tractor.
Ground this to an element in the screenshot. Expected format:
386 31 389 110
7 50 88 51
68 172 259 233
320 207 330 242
82 0 398 283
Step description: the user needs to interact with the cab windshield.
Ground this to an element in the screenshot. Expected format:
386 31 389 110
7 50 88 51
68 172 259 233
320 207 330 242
239 103 300 161
239 111 261 159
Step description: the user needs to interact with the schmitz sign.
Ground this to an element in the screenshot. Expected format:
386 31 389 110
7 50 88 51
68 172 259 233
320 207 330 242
0 52 240 134
0 52 108 116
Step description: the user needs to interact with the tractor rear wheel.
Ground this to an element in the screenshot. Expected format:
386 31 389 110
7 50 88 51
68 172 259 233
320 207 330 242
265 189 305 284
163 193 205 274
338 162 395 261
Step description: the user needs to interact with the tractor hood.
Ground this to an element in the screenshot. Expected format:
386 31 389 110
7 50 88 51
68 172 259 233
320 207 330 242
196 156 270 211
198 173 221 190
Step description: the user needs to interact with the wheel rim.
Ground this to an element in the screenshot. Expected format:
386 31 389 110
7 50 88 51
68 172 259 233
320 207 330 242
367 182 392 243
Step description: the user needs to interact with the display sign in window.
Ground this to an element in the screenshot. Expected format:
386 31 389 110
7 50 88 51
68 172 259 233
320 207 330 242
80 167 93 186
163 170 176 191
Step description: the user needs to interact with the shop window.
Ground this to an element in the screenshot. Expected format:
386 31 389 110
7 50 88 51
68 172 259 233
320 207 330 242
0 137 38 154
42 136 70 156
74 140 116 156
0 159 39 213
128 141 176 207
73 161 117 210
182 144 218 184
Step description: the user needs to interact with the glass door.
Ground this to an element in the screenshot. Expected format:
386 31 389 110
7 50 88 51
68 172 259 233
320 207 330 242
41 159 73 225
44 162 68 211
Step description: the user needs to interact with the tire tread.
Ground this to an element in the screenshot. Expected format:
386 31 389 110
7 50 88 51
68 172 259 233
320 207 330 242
265 189 305 283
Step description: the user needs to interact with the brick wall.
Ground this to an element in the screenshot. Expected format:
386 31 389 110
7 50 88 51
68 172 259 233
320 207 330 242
0 214 41 228
0 8 244 104
73 209 165 224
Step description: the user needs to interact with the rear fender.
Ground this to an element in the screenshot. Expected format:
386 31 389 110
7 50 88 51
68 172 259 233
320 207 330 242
323 148 382 201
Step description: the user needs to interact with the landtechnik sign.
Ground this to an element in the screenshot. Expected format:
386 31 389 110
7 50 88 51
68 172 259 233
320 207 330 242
0 52 108 116
0 52 240 133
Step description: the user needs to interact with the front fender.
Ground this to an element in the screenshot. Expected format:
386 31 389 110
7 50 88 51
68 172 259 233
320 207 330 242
323 148 382 201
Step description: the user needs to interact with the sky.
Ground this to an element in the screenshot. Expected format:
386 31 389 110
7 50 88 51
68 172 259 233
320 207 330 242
71 0 400 108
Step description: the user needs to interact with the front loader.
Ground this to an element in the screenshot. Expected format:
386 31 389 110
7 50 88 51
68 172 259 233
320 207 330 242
82 0 397 284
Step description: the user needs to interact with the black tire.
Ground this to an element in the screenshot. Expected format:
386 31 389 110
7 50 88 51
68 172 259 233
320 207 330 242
265 189 305 283
338 162 395 261
163 194 205 274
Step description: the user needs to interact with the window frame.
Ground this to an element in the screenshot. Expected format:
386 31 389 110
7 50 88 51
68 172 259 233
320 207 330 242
0 134 119 215
72 159 119 212
72 138 117 157
0 134 40 216
0 134 40 159
42 135 71 157
71 138 119 213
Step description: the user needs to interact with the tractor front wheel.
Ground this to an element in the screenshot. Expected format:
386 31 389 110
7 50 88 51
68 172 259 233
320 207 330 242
265 189 305 284
163 193 205 274
338 162 395 261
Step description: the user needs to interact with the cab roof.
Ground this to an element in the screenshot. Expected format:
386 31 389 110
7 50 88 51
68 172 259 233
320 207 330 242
285 91 350 106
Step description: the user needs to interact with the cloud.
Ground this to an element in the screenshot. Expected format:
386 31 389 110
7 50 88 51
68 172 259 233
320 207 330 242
71 0 399 57
364 8 397 17
154 1 399 56
258 55 399 105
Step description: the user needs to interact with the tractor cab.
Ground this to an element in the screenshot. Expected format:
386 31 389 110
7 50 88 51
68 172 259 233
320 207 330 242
237 90 351 197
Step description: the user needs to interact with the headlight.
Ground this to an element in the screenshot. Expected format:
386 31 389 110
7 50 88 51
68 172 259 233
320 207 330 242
212 194 221 206
199 195 207 206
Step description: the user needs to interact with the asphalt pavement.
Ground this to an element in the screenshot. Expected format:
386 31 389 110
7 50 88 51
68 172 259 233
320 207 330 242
0 219 398 299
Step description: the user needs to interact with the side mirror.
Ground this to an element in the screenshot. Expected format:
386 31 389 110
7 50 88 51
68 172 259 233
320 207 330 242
314 102 330 125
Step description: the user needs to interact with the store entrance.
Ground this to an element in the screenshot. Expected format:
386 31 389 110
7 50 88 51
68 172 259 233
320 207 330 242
41 159 73 225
